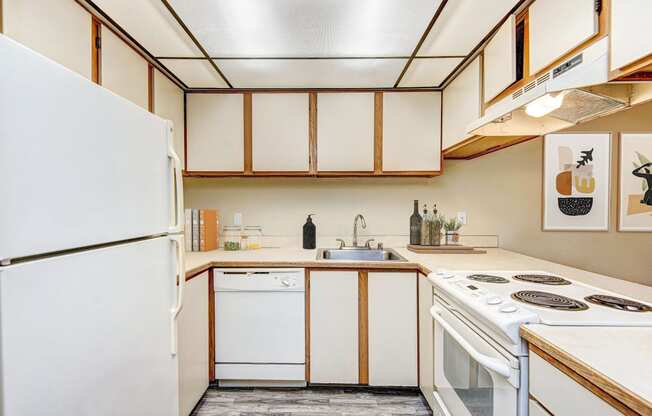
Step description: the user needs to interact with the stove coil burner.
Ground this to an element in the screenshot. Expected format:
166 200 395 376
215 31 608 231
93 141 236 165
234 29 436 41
513 274 571 285
512 290 588 311
585 295 652 312
467 274 510 284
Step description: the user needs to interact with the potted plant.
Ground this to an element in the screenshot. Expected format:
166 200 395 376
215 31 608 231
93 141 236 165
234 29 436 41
443 217 463 245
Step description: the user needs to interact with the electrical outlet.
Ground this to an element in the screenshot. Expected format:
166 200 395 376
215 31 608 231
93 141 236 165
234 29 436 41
457 212 468 225
234 212 243 226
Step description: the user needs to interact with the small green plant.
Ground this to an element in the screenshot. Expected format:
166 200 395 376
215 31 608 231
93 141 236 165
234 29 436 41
443 217 463 233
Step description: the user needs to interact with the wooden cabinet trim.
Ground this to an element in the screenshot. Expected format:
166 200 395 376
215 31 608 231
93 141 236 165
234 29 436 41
358 271 369 384
309 93 318 174
374 92 383 174
243 93 253 174
147 64 154 113
207 268 215 381
91 17 102 85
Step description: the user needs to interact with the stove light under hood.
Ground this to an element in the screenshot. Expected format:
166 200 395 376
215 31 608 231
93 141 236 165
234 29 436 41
525 91 567 118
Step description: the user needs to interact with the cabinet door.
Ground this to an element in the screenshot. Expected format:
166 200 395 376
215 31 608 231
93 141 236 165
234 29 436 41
252 94 309 172
154 69 185 169
443 57 481 150
530 351 621 416
529 0 597 75
187 94 244 172
101 29 149 109
309 271 359 384
382 92 441 172
3 0 92 79
178 272 209 416
317 93 375 172
418 275 435 406
611 0 652 70
368 272 417 386
483 15 516 102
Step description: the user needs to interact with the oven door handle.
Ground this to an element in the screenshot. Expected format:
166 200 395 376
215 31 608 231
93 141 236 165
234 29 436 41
431 305 512 378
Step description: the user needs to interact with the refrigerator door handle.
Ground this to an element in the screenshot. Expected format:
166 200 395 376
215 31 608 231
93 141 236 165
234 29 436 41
167 123 184 234
169 234 186 356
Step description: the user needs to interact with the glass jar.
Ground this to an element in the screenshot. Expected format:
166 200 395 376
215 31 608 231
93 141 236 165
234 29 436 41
244 226 263 250
223 226 242 251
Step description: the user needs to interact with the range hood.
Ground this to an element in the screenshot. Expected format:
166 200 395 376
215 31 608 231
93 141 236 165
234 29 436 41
467 37 637 137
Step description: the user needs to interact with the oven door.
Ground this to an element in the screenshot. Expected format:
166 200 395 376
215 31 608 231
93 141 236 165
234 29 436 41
432 300 520 416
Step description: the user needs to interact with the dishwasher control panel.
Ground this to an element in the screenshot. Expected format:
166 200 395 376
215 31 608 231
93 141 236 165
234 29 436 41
213 268 305 292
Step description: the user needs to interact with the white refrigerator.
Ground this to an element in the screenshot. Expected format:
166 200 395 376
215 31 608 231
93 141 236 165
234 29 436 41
0 35 188 415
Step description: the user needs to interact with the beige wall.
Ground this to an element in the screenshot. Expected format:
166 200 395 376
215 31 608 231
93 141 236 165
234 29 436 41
185 101 652 287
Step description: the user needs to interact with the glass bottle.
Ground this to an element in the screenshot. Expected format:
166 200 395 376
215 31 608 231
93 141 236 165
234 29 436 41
430 204 441 246
223 226 242 251
409 200 422 245
420 205 431 245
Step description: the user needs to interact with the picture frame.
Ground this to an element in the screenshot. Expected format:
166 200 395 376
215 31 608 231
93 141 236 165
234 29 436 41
618 133 652 232
543 133 611 231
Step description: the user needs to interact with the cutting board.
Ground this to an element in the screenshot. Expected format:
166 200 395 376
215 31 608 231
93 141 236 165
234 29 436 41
406 244 486 254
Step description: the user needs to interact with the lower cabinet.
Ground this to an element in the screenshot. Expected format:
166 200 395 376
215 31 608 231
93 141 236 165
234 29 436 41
309 271 360 384
368 272 418 386
308 270 418 387
178 271 210 416
418 274 435 404
529 349 622 416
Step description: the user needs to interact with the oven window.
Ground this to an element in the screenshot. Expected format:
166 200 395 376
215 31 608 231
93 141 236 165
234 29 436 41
443 331 494 416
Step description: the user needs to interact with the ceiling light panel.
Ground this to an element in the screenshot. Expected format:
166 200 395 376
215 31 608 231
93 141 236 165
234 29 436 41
92 0 202 57
417 0 519 56
214 59 407 88
168 0 442 57
399 58 463 87
159 59 228 88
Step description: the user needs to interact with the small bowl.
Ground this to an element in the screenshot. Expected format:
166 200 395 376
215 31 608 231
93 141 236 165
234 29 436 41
557 197 593 216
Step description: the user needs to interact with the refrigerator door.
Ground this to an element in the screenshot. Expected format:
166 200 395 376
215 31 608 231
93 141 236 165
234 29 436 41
0 35 183 262
0 236 183 416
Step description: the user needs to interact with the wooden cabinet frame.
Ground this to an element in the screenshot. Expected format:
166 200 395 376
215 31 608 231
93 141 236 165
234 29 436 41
183 91 443 178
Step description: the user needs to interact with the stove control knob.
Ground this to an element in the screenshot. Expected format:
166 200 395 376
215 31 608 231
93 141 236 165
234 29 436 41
486 297 503 305
499 305 518 313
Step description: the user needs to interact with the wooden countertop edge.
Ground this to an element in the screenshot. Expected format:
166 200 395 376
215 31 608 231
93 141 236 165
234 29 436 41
521 326 652 416
185 260 432 280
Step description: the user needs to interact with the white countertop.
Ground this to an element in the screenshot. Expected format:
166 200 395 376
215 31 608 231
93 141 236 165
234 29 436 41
186 247 652 303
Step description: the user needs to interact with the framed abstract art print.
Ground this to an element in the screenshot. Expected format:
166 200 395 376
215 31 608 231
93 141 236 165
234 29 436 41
543 133 611 231
618 133 652 232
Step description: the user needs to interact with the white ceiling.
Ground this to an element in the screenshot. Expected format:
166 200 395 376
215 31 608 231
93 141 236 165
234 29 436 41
92 0 201 57
215 59 408 88
93 0 521 89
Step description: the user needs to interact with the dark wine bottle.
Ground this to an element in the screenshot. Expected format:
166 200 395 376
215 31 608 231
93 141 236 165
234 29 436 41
409 200 422 245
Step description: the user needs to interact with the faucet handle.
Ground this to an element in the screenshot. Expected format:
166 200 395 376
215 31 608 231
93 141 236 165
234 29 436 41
336 238 346 249
377 242 384 250
364 239 376 249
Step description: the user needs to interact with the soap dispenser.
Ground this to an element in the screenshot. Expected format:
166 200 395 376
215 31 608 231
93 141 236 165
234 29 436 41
303 214 316 249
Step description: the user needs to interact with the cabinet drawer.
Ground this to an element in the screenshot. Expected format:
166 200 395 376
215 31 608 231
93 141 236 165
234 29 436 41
529 351 622 416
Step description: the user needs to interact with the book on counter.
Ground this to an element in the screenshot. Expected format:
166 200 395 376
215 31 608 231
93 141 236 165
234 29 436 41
184 208 219 252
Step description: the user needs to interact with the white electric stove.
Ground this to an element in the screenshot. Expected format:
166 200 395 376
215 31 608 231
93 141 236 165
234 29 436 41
428 270 652 416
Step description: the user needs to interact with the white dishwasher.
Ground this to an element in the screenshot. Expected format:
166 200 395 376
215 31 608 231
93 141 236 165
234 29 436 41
214 268 305 387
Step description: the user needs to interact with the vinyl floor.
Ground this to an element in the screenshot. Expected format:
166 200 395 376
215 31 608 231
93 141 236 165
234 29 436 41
191 387 438 416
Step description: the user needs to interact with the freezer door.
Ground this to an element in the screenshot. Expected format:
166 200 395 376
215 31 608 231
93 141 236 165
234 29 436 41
0 236 182 416
0 35 182 262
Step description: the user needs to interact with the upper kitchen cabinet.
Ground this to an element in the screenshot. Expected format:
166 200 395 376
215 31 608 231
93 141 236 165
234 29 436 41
153 69 185 169
317 93 375 173
382 92 442 174
529 0 598 75
101 30 149 110
252 94 309 173
443 57 481 151
187 94 244 173
610 0 652 76
483 15 516 103
2 0 92 79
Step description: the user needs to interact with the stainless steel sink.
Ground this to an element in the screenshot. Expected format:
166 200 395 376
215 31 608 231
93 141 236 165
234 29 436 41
317 248 407 262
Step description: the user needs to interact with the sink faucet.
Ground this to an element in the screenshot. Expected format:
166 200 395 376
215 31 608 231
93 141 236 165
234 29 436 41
352 214 366 247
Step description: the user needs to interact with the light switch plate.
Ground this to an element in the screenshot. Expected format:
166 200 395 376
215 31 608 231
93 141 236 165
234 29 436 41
457 212 468 225
234 212 243 226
